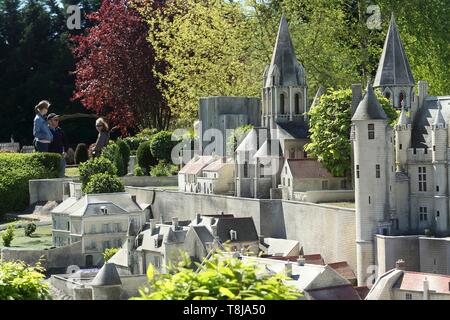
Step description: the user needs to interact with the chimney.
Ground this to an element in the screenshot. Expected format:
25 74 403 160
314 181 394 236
418 80 428 100
259 234 265 244
149 219 156 233
297 255 306 266
351 84 363 115
172 217 179 231
395 259 406 270
423 277 429 300
196 213 201 224
285 263 293 278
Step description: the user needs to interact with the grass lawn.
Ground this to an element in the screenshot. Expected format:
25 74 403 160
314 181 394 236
65 166 79 177
0 219 30 228
0 224 53 250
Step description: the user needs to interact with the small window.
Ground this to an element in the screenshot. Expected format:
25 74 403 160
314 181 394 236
243 162 249 178
280 94 286 114
399 144 403 150
356 165 360 179
436 186 440 192
368 196 371 204
288 179 291 187
437 211 440 217
384 91 391 100
322 180 329 190
406 293 412 300
368 124 375 140
376 164 380 178
283 177 286 186
424 148 428 154
295 93 301 114
433 146 436 151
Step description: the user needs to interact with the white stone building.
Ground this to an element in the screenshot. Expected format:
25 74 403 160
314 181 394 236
51 193 149 267
352 14 450 285
196 157 235 195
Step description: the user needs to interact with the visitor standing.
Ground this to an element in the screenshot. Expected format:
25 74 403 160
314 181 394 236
92 117 110 157
48 113 69 177
33 100 53 152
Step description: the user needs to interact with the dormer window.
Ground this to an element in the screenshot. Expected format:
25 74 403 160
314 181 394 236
100 206 108 215
230 230 237 241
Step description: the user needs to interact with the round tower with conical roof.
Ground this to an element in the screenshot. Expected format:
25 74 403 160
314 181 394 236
431 103 448 235
351 83 393 286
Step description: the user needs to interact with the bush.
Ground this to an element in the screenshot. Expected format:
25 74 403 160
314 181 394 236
79 157 117 191
124 128 156 154
131 252 301 300
0 153 61 214
149 131 179 162
24 223 37 237
65 148 75 165
2 224 15 247
84 173 125 194
136 141 157 174
101 143 125 176
116 139 131 174
74 143 89 164
134 165 146 176
0 260 51 300
102 247 120 262
150 160 178 177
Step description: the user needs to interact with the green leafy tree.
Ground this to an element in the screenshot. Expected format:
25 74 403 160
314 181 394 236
2 224 15 247
0 260 51 300
116 139 131 173
149 131 178 162
101 143 126 177
84 173 125 194
305 88 397 177
24 223 37 237
136 141 157 174
150 160 178 177
102 247 120 262
79 157 117 191
131 252 301 300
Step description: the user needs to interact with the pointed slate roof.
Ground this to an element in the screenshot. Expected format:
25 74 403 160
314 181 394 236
91 263 122 287
265 14 306 87
373 14 415 88
397 106 410 126
352 83 388 121
433 103 445 126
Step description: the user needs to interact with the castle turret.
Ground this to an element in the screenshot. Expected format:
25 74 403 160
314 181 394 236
90 263 123 300
431 104 448 236
373 14 415 112
351 83 393 286
262 14 307 128
395 105 411 172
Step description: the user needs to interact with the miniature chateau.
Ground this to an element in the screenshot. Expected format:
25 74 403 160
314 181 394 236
2 13 450 300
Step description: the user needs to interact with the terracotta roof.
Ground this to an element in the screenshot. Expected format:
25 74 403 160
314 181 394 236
287 159 334 179
397 271 450 294
306 284 361 300
355 286 370 300
328 261 357 282
203 158 233 172
179 156 214 175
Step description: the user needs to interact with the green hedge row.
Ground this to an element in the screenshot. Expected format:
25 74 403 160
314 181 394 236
0 153 61 215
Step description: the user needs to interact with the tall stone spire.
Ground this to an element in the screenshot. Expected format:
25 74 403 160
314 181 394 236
264 14 306 88
373 13 415 88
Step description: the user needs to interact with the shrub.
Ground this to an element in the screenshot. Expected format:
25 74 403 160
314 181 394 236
2 224 15 247
101 143 125 176
74 143 89 164
131 252 301 300
84 173 125 194
24 223 37 237
0 153 61 214
136 141 156 174
102 247 120 262
65 148 75 165
150 161 178 177
149 131 179 162
134 165 146 176
124 128 156 154
116 139 131 174
0 260 51 300
79 157 117 191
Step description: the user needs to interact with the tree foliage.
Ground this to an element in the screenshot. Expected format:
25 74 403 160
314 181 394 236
305 88 397 177
79 157 117 191
131 252 301 300
2 224 15 247
71 0 169 131
102 247 120 262
0 260 51 300
84 173 125 194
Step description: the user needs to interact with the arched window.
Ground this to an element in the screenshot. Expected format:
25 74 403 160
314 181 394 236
295 93 301 114
384 91 391 100
280 94 285 114
399 91 405 108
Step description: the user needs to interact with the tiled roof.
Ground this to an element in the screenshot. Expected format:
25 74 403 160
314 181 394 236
328 261 357 282
203 158 233 172
355 286 370 300
216 217 258 243
398 271 450 294
91 263 122 287
287 159 334 179
306 284 361 300
179 156 214 175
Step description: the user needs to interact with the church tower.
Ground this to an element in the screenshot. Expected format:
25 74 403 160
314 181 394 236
431 104 448 236
352 83 393 286
373 14 415 111
262 14 307 129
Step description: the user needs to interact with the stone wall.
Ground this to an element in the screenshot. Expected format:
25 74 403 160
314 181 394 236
125 187 357 271
293 190 355 203
375 235 420 275
1 241 84 270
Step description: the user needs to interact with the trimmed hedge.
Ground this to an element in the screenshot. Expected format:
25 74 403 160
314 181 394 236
0 153 61 214
84 173 125 194
79 157 117 191
149 130 179 162
74 143 89 164
116 139 131 174
101 143 125 176
136 141 157 174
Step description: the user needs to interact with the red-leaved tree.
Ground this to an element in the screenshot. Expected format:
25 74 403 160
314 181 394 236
71 0 170 132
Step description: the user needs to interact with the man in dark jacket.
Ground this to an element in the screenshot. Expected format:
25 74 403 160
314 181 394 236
47 113 69 177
